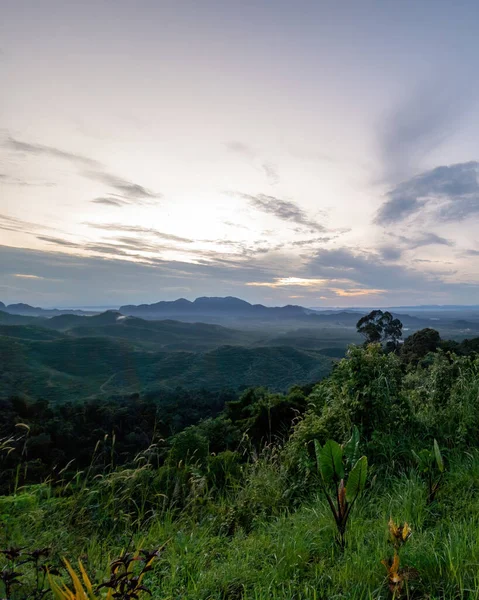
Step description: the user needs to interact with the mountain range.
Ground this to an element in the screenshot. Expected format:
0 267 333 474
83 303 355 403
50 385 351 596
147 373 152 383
1 296 479 404
119 296 316 320
1 296 479 335
0 301 92 317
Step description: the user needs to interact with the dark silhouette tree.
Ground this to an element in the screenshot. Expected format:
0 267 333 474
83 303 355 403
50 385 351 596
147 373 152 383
356 310 403 349
401 328 441 365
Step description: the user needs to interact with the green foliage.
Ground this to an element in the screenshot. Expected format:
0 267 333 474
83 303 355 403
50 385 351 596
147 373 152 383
288 344 409 452
346 456 367 502
0 546 59 600
167 427 209 467
413 439 445 504
206 451 242 490
405 351 479 446
401 327 442 365
316 439 344 483
434 439 444 473
343 425 360 467
2 334 479 598
314 435 368 548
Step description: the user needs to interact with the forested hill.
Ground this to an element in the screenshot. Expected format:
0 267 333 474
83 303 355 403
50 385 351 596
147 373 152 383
1 336 479 598
0 332 333 403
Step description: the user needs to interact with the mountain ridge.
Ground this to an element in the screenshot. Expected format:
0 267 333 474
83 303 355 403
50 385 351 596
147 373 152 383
119 296 312 320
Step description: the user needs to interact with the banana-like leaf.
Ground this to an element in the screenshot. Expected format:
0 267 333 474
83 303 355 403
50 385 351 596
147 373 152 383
346 456 367 502
343 426 360 467
414 448 432 473
314 439 322 475
433 439 444 473
319 440 344 483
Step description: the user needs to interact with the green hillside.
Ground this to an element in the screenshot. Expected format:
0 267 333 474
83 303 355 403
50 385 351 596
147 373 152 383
0 324 63 341
66 317 255 349
0 332 333 402
1 340 479 599
0 310 40 326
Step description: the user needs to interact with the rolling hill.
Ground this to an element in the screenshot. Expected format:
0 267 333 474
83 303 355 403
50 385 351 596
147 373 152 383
0 311 256 350
0 332 333 403
0 310 40 326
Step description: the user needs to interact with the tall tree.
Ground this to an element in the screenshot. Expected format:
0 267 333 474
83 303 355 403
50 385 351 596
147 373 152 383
356 310 403 348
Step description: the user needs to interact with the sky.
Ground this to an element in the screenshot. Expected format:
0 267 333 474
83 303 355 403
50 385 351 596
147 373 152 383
1 0 479 308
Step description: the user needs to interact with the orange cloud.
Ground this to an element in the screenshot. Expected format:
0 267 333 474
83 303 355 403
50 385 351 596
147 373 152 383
247 277 327 288
331 288 385 297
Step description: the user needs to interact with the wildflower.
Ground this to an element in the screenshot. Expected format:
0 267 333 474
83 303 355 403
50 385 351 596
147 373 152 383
388 518 411 549
382 551 403 594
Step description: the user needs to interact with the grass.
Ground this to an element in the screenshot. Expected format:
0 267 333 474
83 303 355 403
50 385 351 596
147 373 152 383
3 450 479 599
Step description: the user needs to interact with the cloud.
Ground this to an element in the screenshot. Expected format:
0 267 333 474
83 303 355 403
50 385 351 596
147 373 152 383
0 214 34 233
6 137 100 168
0 243 286 305
12 273 44 280
307 247 441 291
39 226 287 265
36 236 82 248
330 288 386 297
38 233 170 257
91 196 130 207
224 141 256 158
84 243 159 258
262 162 279 185
245 277 386 298
413 258 454 265
0 173 55 187
395 232 454 249
101 237 170 254
245 246 453 299
247 277 328 288
233 192 327 232
290 237 333 247
378 79 470 182
224 221 248 230
379 233 455 262
39 228 286 265
1 241 478 306
206 238 285 256
5 136 161 204
85 223 194 243
84 171 162 201
0 214 54 235
376 162 479 225
225 143 280 184
379 245 403 261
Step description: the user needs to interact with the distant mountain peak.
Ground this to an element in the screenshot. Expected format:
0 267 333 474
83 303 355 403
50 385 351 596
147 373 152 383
118 295 309 321
8 303 37 310
194 296 251 305
193 296 253 309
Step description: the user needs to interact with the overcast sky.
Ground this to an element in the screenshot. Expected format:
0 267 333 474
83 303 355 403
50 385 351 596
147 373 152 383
1 0 479 307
